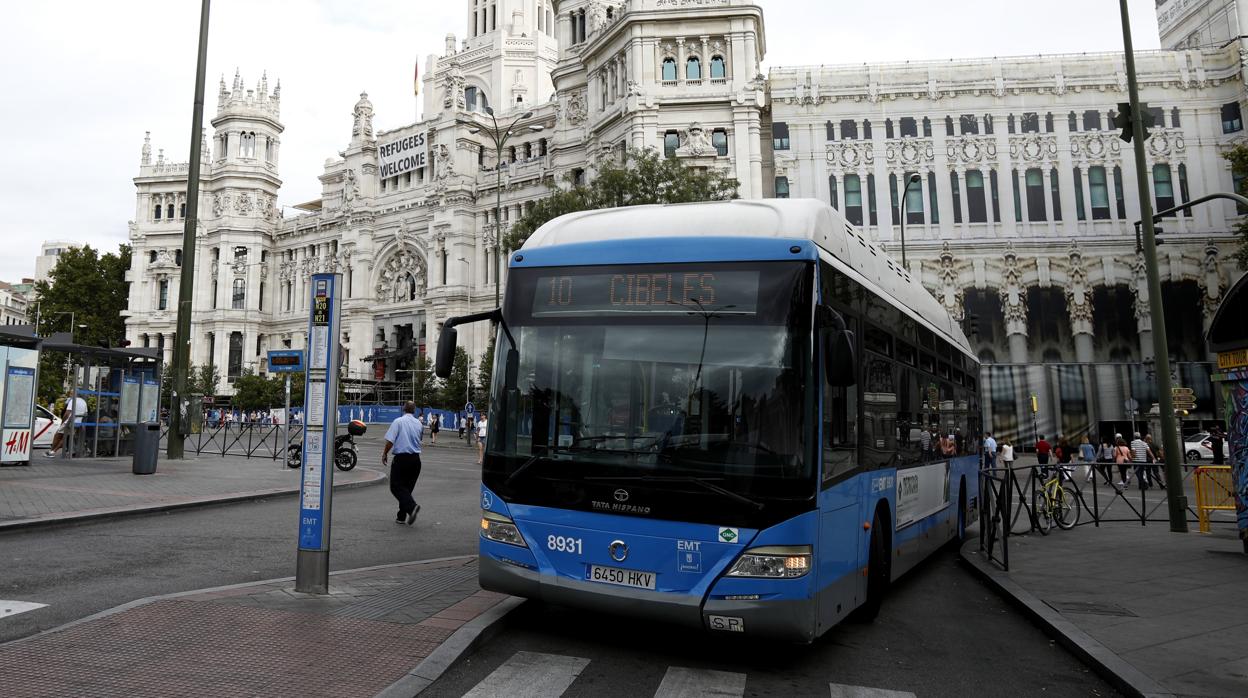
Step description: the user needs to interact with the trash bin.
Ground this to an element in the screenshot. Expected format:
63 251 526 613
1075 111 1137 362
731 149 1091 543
132 422 159 475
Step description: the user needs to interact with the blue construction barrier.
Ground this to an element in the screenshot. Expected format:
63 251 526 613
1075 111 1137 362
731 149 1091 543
286 405 472 429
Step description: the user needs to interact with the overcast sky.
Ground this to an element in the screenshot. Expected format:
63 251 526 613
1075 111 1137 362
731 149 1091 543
0 0 1161 281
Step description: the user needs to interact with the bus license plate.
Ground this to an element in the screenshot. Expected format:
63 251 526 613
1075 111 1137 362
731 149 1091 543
588 564 655 590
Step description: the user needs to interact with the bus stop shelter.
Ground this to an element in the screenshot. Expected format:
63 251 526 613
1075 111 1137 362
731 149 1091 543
0 325 41 465
37 332 161 460
1206 271 1248 546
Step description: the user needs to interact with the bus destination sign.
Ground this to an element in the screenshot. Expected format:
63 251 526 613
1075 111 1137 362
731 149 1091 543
267 350 305 373
531 269 760 317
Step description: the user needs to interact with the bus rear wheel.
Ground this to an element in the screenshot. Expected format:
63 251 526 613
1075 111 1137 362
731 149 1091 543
852 510 890 622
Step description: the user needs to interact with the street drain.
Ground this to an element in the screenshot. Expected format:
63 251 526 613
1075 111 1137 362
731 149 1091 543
1044 600 1138 617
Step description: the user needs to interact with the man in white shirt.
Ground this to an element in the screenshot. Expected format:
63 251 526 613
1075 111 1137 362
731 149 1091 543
983 432 998 469
46 393 88 457
382 401 425 525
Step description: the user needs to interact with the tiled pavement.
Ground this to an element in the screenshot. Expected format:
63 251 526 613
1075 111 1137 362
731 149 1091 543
0 454 384 529
0 556 510 697
963 521 1248 697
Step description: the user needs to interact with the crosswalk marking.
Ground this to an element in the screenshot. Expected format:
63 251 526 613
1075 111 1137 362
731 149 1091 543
463 651 589 698
0 600 47 621
829 683 917 698
654 666 747 697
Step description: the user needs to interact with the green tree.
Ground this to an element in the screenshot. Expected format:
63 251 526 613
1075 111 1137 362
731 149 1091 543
504 147 739 251
437 346 470 410
231 370 276 411
32 244 132 404
1221 144 1248 269
477 335 495 412
191 364 222 396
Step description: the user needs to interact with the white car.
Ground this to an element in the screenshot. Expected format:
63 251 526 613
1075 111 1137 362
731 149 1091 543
1184 432 1214 461
32 405 61 449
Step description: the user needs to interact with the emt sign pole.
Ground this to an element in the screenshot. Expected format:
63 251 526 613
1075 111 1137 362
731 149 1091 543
295 274 342 593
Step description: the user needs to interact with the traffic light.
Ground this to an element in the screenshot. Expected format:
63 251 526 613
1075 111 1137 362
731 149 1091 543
1030 395 1039 414
1115 102 1154 143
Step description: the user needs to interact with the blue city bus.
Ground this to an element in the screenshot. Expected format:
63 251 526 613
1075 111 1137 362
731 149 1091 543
436 199 981 641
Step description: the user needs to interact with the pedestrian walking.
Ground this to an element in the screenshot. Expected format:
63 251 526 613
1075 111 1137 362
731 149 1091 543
1144 434 1165 489
429 412 440 445
1079 435 1096 483
1035 435 1052 468
476 415 489 465
983 432 997 469
1096 437 1115 483
1000 439 1015 468
458 412 466 440
1129 432 1150 490
381 401 424 525
1114 436 1133 489
1210 425 1226 465
46 392 88 458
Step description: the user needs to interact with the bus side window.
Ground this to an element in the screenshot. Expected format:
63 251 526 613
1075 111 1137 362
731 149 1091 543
823 321 858 484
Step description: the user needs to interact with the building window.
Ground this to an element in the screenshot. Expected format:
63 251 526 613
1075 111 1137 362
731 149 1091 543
1025 169 1046 222
1113 166 1127 219
983 114 994 134
1044 113 1054 133
158 279 169 310
1007 114 1015 133
1012 171 1023 223
1148 106 1165 129
149 250 157 263
661 58 676 81
686 56 701 80
840 119 857 140
240 132 255 158
863 120 872 138
1171 107 1181 128
899 117 917 138
1050 167 1062 221
712 128 728 156
232 278 245 309
846 174 864 226
774 176 790 199
212 280 218 309
927 171 939 224
905 172 924 224
959 114 978 135
944 116 955 136
228 332 243 379
828 175 839 211
889 173 899 222
772 122 790 150
1178 163 1191 211
922 117 932 137
166 204 174 219
885 119 894 139
1073 167 1086 221
989 170 1001 222
663 130 679 158
967 171 987 223
950 172 962 224
465 86 478 111
258 282 265 311
1020 112 1039 133
179 203 186 218
1068 111 1078 132
1154 163 1175 215
826 121 835 141
1222 102 1243 133
1089 166 1110 220
175 249 182 266
153 204 161 220
710 55 725 79
867 173 878 225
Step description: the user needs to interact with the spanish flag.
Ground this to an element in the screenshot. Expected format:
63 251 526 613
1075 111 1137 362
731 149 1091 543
414 62 420 96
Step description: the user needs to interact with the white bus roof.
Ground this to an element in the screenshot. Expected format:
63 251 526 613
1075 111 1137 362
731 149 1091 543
524 198 974 359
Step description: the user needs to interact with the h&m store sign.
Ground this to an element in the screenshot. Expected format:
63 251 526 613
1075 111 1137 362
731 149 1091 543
378 132 427 178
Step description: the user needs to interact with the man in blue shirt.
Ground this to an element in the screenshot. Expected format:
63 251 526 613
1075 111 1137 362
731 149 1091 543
983 432 997 469
382 401 424 525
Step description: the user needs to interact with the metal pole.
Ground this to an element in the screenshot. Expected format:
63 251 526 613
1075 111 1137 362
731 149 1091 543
494 116 503 311
1119 0 1187 532
899 174 921 267
282 373 290 470
168 0 211 460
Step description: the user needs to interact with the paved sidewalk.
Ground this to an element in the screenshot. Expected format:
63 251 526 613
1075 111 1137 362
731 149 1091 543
0 454 385 530
0 555 515 697
963 523 1248 697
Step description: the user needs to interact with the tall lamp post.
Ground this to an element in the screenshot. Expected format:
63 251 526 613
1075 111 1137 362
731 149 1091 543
897 173 922 267
1118 0 1187 532
467 107 542 310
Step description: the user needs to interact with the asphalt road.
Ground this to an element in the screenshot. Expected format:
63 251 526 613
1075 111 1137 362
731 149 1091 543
426 550 1118 698
0 434 483 644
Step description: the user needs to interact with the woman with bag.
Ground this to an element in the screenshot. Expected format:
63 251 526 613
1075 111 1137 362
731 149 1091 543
1114 436 1132 490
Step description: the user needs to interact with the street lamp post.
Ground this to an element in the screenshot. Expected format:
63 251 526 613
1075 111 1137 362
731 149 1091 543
898 173 922 267
1118 0 1187 532
467 107 542 311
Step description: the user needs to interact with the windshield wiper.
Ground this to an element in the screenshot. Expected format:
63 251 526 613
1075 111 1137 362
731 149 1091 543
584 474 764 511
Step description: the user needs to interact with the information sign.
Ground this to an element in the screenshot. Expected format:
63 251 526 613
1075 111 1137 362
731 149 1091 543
296 273 342 594
267 350 305 373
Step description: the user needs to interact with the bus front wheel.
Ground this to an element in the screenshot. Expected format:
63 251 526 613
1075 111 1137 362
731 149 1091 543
852 509 890 622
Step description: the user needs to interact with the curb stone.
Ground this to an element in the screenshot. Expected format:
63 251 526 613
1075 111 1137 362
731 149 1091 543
374 596 525 697
958 540 1175 698
0 466 387 533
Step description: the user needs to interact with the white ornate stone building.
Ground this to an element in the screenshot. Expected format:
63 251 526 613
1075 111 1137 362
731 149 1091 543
124 0 1246 439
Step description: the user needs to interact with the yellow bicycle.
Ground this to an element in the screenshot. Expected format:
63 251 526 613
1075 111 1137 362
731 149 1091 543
1013 467 1081 534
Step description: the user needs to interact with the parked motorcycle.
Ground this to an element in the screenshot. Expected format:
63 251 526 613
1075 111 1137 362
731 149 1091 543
286 420 366 471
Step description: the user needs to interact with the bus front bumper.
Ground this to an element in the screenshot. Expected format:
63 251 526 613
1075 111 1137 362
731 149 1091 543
480 556 818 642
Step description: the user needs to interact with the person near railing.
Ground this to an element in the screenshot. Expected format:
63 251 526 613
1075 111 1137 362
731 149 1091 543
1129 432 1150 489
1000 439 1015 468
1144 434 1165 489
1114 436 1133 488
1035 435 1052 469
1078 435 1097 483
983 432 998 469
1095 437 1115 484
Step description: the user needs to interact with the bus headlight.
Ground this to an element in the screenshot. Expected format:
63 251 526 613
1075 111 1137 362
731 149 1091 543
480 510 527 547
726 545 812 579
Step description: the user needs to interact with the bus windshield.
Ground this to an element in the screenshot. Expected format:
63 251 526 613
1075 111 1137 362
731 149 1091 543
485 261 814 525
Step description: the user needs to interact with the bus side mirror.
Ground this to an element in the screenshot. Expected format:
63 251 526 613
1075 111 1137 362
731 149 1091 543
825 330 857 387
435 327 457 378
